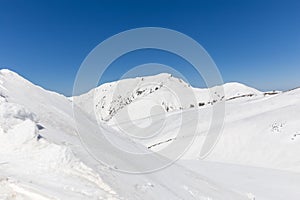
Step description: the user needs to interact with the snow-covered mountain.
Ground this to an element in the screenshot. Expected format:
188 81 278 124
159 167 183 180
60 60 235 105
75 72 300 173
1 69 300 200
74 73 262 123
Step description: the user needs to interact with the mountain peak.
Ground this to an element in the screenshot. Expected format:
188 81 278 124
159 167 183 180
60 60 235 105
0 68 16 75
0 69 25 81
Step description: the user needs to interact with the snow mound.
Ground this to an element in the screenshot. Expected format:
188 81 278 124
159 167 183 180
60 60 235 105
0 102 37 131
0 100 74 166
0 99 119 199
222 82 261 100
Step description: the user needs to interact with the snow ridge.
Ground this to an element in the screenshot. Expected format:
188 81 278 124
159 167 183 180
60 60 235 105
75 73 262 124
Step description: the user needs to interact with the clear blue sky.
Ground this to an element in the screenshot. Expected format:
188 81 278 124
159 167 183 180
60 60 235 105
0 0 299 96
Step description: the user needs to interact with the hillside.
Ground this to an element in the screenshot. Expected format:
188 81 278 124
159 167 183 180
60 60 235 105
1 69 300 199
0 69 250 199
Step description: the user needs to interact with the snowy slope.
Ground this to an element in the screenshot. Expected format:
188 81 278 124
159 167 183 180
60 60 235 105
1 69 300 199
75 73 262 123
0 69 251 199
74 72 300 173
102 76 300 173
0 70 120 199
181 160 300 200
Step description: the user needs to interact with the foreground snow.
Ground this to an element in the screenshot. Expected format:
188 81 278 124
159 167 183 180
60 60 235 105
181 160 300 200
0 69 299 199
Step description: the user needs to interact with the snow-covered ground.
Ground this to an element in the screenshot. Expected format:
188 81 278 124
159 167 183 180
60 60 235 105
0 69 299 199
180 160 300 200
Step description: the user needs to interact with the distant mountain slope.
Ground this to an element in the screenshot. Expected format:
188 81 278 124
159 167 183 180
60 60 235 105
75 73 262 123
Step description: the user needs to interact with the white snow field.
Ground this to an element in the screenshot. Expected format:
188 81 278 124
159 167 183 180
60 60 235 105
0 69 299 199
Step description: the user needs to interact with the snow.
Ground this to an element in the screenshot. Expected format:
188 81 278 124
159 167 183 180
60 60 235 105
75 74 262 124
1 69 300 199
222 82 261 98
181 160 300 200
114 83 300 172
0 101 119 199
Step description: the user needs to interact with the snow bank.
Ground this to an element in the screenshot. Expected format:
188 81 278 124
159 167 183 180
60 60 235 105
0 99 119 199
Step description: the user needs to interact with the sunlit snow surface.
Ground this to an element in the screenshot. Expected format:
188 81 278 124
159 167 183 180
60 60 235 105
0 69 299 199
